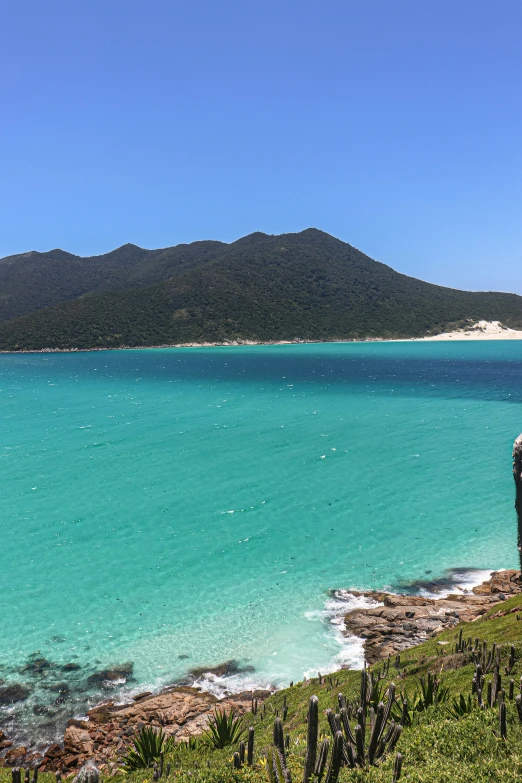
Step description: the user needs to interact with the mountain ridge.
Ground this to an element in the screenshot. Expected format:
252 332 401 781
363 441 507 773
1 229 522 351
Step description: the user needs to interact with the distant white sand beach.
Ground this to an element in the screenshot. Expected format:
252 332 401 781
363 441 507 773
416 320 522 341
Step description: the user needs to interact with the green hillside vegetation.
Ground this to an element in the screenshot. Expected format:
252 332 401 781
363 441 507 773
1 229 522 350
4 594 522 782
0 241 224 323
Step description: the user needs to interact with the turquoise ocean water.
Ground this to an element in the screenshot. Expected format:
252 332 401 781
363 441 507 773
0 340 521 746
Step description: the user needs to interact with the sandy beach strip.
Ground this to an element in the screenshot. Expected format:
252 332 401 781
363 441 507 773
414 320 522 341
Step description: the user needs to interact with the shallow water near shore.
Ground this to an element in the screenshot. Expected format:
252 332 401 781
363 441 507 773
0 340 520 746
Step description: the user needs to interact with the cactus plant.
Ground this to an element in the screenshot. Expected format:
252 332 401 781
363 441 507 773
268 742 292 783
314 738 330 782
273 716 285 755
500 701 507 740
516 694 522 721
392 752 403 783
324 731 343 783
201 709 245 749
247 726 255 766
412 672 449 711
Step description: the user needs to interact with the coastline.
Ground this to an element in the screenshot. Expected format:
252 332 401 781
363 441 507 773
2 321 522 354
1 567 519 772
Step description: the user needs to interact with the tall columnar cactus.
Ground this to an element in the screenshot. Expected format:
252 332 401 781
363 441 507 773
324 731 343 783
314 738 330 782
516 694 522 722
514 435 522 567
326 709 341 737
273 717 285 756
239 740 246 764
336 680 401 769
500 701 507 740
271 718 292 783
247 726 255 766
392 752 403 783
303 696 319 783
491 663 502 706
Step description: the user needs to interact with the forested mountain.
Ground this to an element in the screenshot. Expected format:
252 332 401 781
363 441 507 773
0 240 224 322
0 229 521 351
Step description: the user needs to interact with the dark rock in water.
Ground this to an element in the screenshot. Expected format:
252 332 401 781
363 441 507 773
391 568 477 595
87 662 133 686
22 656 51 674
51 635 67 643
49 682 70 695
0 684 31 704
185 659 255 683
132 691 152 701
62 663 81 672
178 654 190 660
33 704 57 717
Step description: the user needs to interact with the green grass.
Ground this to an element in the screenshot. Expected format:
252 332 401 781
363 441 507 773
2 596 522 782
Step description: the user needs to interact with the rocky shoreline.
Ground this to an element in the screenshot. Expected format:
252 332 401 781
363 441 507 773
1 570 521 774
0 337 369 354
339 569 522 664
39 686 271 775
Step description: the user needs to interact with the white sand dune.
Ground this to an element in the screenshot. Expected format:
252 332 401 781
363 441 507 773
417 320 522 341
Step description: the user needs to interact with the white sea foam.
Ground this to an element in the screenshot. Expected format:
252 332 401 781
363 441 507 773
416 568 494 598
191 671 276 698
313 567 496 675
303 590 383 675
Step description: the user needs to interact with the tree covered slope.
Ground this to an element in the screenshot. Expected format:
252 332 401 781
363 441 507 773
1 229 521 350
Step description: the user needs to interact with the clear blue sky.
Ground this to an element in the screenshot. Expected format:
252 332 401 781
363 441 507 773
1 0 520 292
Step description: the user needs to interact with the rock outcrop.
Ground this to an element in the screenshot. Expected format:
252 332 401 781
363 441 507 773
38 686 270 773
342 570 522 664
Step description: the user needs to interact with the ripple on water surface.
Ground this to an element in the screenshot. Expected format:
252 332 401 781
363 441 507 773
0 340 520 744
